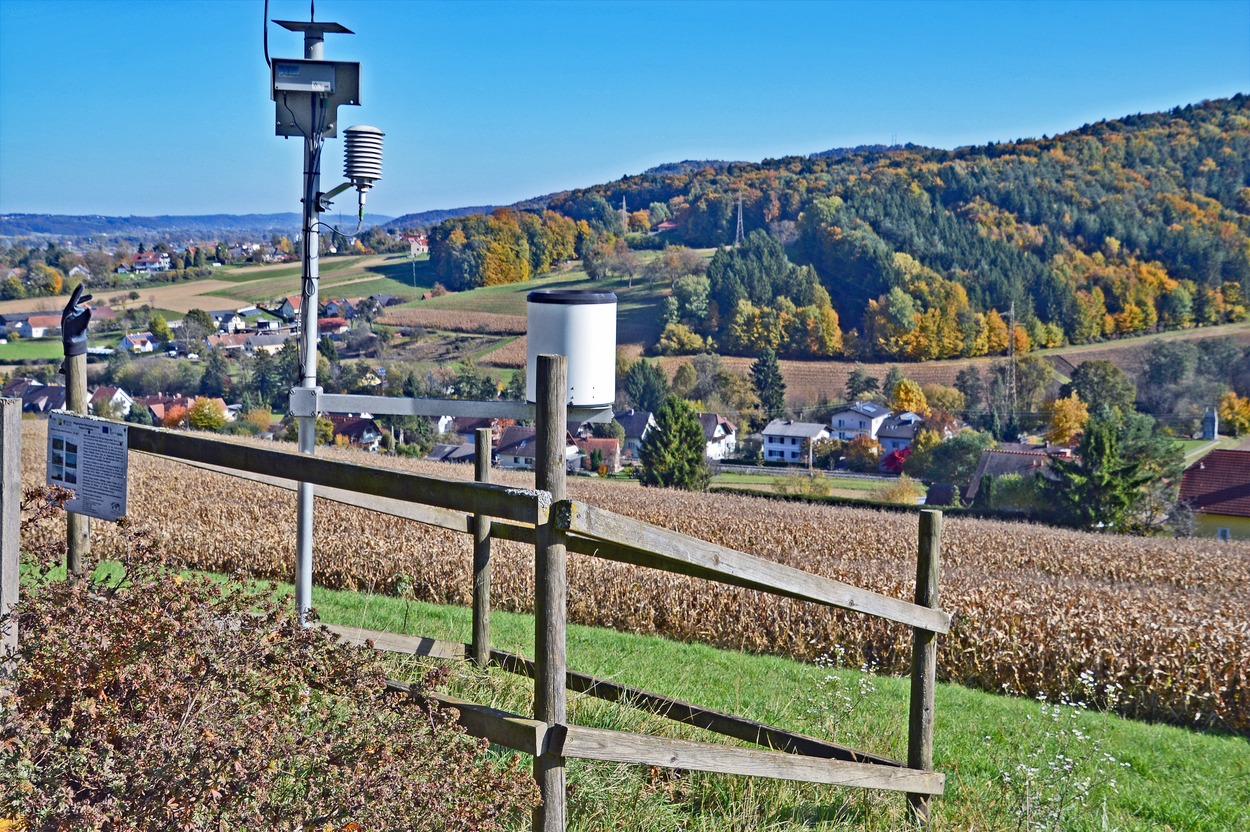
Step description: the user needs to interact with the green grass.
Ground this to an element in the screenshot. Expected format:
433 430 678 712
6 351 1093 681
0 333 123 361
211 257 360 284
302 582 1244 832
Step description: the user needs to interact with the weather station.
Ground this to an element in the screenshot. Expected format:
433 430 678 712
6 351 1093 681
267 13 616 623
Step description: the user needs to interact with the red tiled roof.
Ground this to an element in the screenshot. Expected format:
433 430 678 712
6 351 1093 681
1179 450 1250 518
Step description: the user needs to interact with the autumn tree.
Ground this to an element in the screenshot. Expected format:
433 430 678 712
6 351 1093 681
161 404 188 429
889 378 929 415
1044 392 1089 445
188 396 227 431
1218 391 1250 436
844 434 882 472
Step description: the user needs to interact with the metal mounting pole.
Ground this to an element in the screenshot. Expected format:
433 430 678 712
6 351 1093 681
294 28 326 623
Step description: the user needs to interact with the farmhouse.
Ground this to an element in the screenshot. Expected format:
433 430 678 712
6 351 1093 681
209 310 247 333
1179 450 1250 541
278 295 302 321
762 419 830 464
828 401 891 442
698 413 737 460
963 448 1059 503
16 314 60 339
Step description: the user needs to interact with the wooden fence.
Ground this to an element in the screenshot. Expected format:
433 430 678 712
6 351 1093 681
6 355 949 829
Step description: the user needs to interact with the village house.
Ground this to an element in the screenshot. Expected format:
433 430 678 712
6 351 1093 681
698 413 737 460
322 298 356 319
963 448 1064 505
277 295 302 321
244 331 291 356
762 419 830 464
3 378 65 414
450 417 516 444
89 386 134 418
574 437 622 473
0 312 32 336
68 264 92 280
828 401 891 442
318 316 350 335
1179 449 1250 541
16 314 60 339
495 425 578 470
209 310 247 333
614 409 656 459
121 332 157 353
131 251 171 273
877 411 926 453
206 333 249 354
326 415 384 451
427 442 476 463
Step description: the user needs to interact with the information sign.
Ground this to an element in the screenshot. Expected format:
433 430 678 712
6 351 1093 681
46 412 129 522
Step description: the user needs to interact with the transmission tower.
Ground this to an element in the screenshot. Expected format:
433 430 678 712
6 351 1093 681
734 187 745 247
1007 301 1018 435
619 196 628 233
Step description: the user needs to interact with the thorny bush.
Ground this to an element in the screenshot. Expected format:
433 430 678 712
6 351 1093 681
0 487 538 831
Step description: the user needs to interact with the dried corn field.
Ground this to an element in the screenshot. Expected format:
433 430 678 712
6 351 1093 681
378 308 527 335
17 420 1250 735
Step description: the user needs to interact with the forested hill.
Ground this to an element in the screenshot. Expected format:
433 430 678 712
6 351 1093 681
0 212 394 241
425 95 1250 361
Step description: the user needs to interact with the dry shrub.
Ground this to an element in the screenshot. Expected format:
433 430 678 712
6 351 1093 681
870 475 926 505
1 487 537 830
377 308 526 335
17 421 1250 734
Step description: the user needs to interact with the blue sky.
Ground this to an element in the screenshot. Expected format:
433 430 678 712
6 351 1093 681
1 0 1247 218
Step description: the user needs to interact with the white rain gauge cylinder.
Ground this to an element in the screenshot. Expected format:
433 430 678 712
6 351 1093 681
526 289 617 407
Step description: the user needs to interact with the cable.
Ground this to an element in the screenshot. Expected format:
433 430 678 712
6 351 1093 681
262 0 270 68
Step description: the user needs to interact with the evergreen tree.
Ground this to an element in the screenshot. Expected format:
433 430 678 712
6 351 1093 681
198 349 230 398
751 348 786 418
639 396 711 491
1047 416 1150 531
882 365 905 402
622 360 670 413
844 364 879 402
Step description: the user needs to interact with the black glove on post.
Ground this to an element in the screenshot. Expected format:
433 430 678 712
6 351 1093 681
61 283 93 358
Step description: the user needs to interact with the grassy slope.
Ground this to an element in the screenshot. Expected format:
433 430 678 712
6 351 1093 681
306 583 1245 832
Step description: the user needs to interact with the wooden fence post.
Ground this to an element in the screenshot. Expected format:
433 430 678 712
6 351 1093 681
472 426 493 668
2 398 21 685
907 509 942 825
64 351 89 575
534 354 568 832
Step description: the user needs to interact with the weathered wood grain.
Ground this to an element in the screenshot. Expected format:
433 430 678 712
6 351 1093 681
908 509 943 824
556 500 951 634
125 423 544 524
559 725 945 795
